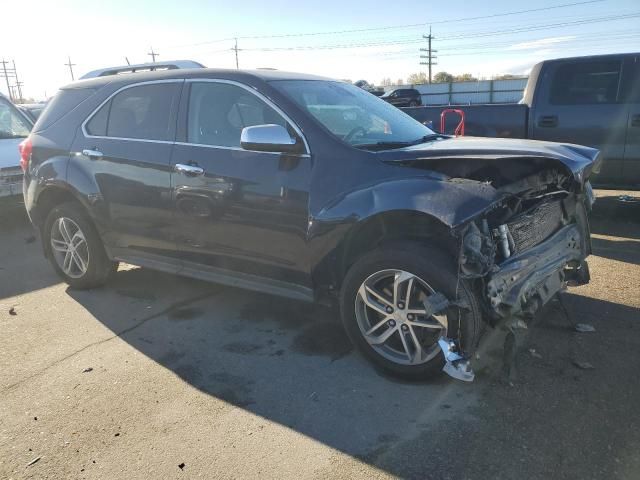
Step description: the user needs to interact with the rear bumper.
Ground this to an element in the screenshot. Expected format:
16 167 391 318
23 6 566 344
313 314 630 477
486 223 588 317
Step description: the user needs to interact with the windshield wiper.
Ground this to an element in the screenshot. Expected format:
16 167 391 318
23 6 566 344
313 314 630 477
353 141 416 151
354 134 445 151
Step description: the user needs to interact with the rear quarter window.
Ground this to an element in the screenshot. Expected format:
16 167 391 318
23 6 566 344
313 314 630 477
33 88 96 132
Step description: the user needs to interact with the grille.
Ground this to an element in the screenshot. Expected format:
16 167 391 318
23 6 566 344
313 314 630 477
508 200 564 254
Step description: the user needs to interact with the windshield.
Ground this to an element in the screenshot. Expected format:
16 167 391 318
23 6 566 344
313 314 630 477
0 97 31 139
271 81 434 149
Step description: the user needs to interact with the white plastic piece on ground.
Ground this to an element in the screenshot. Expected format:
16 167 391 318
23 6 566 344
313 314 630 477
574 323 596 333
438 337 475 382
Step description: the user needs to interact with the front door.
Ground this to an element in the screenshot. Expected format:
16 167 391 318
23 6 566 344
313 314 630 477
70 81 182 259
532 58 628 185
170 80 312 290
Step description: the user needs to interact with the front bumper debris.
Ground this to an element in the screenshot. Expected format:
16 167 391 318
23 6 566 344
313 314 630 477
487 224 586 317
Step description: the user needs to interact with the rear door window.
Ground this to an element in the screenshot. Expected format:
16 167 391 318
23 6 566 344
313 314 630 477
550 60 622 105
86 82 180 141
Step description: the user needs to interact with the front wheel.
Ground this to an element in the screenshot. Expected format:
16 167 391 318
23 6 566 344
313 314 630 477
340 243 482 380
44 202 117 289
408 100 419 107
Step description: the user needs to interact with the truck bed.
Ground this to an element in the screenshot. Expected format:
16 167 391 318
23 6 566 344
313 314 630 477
402 104 529 139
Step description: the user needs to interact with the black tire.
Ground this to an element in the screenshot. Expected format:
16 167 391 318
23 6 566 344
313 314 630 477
43 201 117 289
340 242 482 380
408 100 419 107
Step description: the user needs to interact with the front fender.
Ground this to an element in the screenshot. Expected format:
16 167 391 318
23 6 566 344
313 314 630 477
314 176 500 229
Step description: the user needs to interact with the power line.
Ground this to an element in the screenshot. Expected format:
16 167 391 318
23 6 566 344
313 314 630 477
162 0 604 49
237 12 640 52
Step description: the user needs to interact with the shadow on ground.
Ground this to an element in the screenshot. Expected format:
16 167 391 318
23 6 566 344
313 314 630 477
67 265 640 479
0 202 61 300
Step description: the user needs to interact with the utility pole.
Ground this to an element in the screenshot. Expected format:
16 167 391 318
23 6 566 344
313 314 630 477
65 56 76 81
232 38 240 69
419 27 437 84
12 61 23 101
1 59 12 101
148 47 159 63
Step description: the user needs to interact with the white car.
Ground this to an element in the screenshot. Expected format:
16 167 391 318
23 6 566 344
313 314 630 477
0 92 33 199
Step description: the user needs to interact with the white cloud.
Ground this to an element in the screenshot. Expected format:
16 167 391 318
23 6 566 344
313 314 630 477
508 36 576 51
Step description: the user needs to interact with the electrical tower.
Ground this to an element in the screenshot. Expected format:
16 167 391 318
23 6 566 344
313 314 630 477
148 47 159 63
419 27 437 84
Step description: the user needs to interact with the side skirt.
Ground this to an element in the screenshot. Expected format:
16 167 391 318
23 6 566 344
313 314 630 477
112 250 315 303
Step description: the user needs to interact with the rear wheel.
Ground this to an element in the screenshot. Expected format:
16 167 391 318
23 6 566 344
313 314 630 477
408 100 419 107
44 202 117 289
340 242 481 380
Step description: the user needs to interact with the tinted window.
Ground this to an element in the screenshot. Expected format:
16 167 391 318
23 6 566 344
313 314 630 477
550 60 622 105
34 88 94 132
187 82 288 148
92 83 178 140
86 100 109 136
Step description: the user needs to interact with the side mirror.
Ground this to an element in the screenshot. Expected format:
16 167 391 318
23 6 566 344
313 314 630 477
240 124 303 154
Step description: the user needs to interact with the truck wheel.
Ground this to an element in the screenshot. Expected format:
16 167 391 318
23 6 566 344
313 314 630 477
340 242 481 380
43 202 117 289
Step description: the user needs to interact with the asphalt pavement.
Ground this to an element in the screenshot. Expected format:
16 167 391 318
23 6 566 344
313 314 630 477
0 190 639 480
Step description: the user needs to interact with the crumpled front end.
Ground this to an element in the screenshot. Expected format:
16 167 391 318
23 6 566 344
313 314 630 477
457 173 594 321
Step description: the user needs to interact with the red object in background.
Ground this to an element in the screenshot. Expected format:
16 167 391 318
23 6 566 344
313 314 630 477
19 137 32 171
440 109 465 136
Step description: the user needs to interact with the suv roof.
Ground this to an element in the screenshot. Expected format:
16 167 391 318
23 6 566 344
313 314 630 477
69 68 334 90
80 60 206 79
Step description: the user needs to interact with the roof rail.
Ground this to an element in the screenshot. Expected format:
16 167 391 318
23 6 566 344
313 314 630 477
79 60 205 79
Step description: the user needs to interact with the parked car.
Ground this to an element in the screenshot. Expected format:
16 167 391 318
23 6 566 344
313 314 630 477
17 103 48 122
22 69 597 379
382 88 422 107
403 52 640 187
1 93 32 199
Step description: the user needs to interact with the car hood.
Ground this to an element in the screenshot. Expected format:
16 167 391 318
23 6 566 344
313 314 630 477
377 136 601 183
0 138 23 170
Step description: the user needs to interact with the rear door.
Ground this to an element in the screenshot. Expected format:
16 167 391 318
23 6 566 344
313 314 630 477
169 79 312 292
70 80 182 261
532 57 628 185
623 54 640 186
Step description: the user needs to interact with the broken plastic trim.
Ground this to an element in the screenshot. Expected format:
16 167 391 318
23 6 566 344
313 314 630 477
438 337 475 382
423 294 475 382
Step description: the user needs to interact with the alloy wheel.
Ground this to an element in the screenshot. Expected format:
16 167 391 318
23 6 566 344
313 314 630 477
50 217 90 279
354 269 448 365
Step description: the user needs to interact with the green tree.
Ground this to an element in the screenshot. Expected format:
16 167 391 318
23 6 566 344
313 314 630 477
433 71 454 83
407 72 428 85
454 73 478 82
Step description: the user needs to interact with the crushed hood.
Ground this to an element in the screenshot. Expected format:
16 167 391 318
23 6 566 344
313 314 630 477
378 136 601 185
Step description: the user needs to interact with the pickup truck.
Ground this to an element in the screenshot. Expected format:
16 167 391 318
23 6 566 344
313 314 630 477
403 53 640 187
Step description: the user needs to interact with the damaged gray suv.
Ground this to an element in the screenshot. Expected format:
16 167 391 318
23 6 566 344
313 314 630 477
22 69 598 379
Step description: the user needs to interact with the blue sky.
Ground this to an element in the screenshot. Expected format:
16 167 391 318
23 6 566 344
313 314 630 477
2 0 639 99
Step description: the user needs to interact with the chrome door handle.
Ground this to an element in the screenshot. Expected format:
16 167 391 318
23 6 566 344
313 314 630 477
174 163 205 176
82 149 103 159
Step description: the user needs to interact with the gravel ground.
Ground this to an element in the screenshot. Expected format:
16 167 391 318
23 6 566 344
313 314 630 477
0 190 638 480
